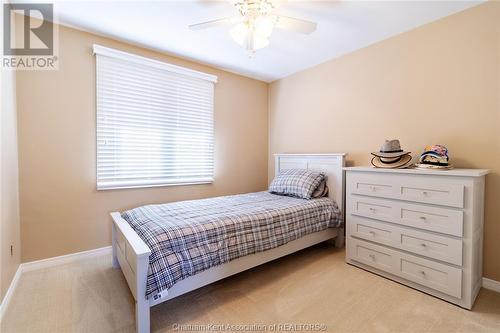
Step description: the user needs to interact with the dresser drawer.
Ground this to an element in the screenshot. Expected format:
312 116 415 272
348 238 462 298
347 237 398 273
399 181 464 208
350 195 463 237
399 255 462 299
348 172 465 208
348 173 397 198
347 216 463 265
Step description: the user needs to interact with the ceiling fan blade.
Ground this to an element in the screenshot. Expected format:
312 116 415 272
189 17 242 31
274 16 317 34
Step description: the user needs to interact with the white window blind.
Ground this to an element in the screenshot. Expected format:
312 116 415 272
94 45 217 190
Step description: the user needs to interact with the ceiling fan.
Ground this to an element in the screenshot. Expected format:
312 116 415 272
189 0 317 53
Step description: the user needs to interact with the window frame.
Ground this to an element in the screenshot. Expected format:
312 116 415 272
93 44 217 190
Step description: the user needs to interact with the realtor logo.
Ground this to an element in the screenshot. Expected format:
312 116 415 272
2 3 58 70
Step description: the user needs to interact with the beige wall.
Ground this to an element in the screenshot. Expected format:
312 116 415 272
1 54 22 298
14 2 500 284
269 3 500 280
16 22 269 262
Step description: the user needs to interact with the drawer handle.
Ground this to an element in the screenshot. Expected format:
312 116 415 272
370 186 377 192
369 208 376 213
420 270 427 278
369 230 376 236
369 254 376 261
422 191 429 196
420 243 427 248
419 216 427 221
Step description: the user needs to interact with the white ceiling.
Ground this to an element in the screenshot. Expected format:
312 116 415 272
44 0 483 82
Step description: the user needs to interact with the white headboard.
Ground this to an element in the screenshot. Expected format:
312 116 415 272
274 153 347 221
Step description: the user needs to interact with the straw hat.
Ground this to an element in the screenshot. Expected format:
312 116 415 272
371 139 412 169
371 139 410 158
371 154 412 169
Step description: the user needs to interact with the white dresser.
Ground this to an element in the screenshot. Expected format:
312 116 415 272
344 167 488 309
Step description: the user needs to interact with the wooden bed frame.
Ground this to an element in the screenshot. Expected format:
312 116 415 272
110 153 346 333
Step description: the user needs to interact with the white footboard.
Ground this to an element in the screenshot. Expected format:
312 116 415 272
111 212 151 333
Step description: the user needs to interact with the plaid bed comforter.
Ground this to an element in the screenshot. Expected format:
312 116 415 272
121 191 342 299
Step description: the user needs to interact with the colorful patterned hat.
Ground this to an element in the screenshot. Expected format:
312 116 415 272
419 145 449 166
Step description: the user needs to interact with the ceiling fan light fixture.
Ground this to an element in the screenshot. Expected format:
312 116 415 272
251 33 270 50
229 23 248 45
190 0 317 54
230 21 271 51
254 15 274 38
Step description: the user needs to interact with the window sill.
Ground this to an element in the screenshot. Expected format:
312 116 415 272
97 180 214 191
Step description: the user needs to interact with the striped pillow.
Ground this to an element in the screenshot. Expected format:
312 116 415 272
269 169 326 199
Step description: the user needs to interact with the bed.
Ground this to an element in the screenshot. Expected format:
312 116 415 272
110 153 346 333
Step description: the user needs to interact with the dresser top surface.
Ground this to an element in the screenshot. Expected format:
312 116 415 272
343 166 489 177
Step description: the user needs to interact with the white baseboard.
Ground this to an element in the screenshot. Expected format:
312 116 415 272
482 277 500 293
22 246 112 272
0 265 22 322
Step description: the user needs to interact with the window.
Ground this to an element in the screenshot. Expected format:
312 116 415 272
94 45 217 190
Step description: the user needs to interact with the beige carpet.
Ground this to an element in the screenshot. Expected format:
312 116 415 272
2 244 500 333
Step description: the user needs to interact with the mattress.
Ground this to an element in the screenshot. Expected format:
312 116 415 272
121 191 342 298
